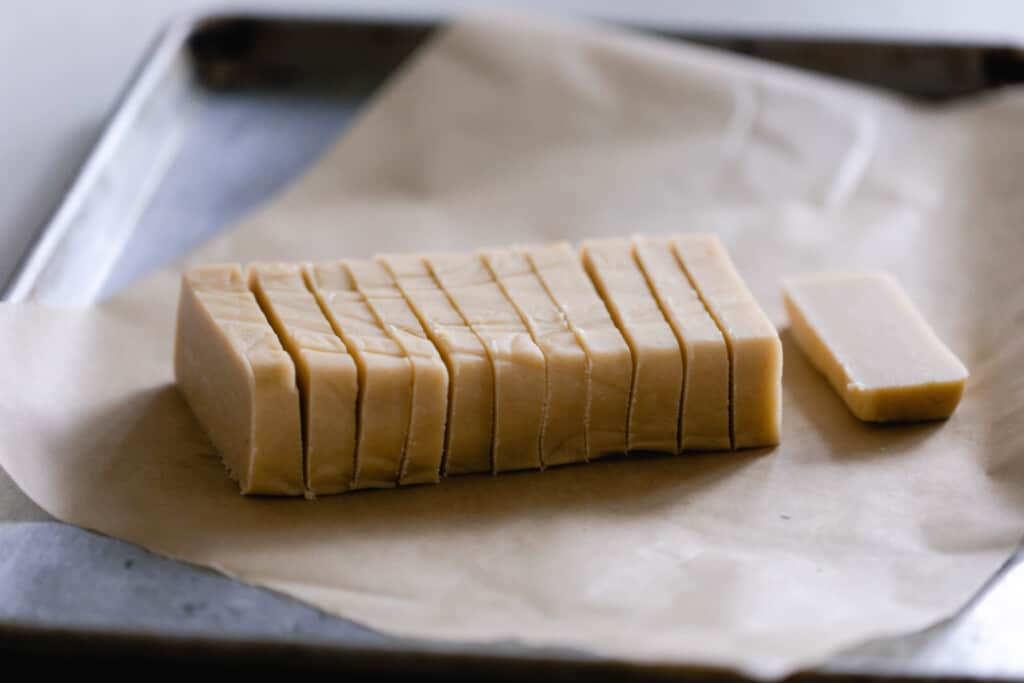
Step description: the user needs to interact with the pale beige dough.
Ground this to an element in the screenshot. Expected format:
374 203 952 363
672 234 782 448
246 263 358 495
173 264 303 495
481 248 588 466
633 237 730 451
378 254 493 475
425 253 545 472
304 262 411 488
581 238 682 453
523 242 631 459
345 259 448 484
784 272 968 422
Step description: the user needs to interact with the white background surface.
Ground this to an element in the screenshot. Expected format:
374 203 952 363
2 0 1022 291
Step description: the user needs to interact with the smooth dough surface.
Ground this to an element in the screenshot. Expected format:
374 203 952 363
425 253 545 472
672 234 782 448
173 264 303 495
581 239 682 453
524 243 631 459
633 237 730 451
247 263 358 494
784 272 968 422
345 259 448 484
304 262 411 489
379 254 493 475
482 248 588 466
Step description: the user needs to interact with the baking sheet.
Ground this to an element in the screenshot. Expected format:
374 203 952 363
3 11 1024 680
8 15 1022 306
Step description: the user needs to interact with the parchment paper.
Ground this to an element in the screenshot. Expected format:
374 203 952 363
2 14 1024 679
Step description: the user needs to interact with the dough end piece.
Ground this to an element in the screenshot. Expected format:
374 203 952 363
783 272 968 423
174 265 304 496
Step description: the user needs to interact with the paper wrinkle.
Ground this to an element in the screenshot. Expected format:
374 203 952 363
824 107 878 209
2 13 1024 680
719 82 758 168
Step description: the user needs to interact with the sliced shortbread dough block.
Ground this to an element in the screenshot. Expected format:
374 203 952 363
633 237 730 451
523 243 630 459
174 264 303 495
378 254 493 476
481 248 588 466
581 239 682 453
345 259 448 485
247 263 358 494
672 234 782 448
425 253 545 472
304 262 412 488
784 272 968 422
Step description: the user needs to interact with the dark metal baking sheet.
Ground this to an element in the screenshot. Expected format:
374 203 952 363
2 11 1023 679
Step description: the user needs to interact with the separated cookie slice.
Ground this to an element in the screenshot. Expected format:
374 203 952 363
481 248 588 466
174 264 303 495
784 272 967 422
345 259 448 485
247 263 358 495
672 234 782 448
633 237 730 451
425 253 545 473
378 254 493 476
524 242 631 459
581 238 683 453
304 262 412 488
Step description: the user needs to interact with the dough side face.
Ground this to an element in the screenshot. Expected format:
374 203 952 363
581 239 682 453
304 262 411 489
524 242 631 459
425 253 546 473
173 265 304 495
783 272 968 422
246 262 358 495
345 259 448 485
672 234 782 449
481 248 588 466
633 237 730 451
379 254 494 476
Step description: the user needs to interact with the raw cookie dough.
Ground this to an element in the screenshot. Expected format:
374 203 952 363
581 238 682 453
425 253 546 472
174 264 303 495
482 248 588 466
304 262 412 488
345 259 448 484
784 272 968 422
524 242 631 459
633 237 730 451
247 263 358 494
379 254 493 475
672 234 782 448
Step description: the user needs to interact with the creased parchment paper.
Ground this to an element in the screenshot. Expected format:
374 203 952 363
2 14 1024 679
